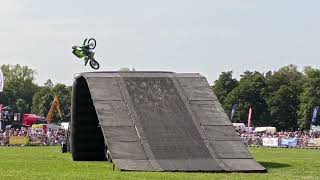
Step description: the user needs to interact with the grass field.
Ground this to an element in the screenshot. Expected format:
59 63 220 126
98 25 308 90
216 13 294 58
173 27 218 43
0 147 319 180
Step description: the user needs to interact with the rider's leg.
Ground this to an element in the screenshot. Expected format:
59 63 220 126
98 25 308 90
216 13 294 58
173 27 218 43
84 57 89 66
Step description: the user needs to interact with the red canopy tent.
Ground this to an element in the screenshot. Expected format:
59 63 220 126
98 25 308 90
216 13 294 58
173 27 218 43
22 114 41 126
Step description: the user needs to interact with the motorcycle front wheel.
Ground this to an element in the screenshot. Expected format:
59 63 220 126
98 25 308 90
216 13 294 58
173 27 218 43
88 38 96 49
89 59 100 69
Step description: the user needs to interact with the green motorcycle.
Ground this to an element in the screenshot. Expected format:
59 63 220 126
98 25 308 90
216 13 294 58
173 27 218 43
72 38 100 69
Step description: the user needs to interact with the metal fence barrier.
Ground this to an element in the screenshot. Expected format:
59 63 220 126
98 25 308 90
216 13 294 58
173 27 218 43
1 135 320 149
0 135 66 146
241 136 320 149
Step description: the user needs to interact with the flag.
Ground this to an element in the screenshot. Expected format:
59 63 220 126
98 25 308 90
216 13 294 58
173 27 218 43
0 68 3 92
230 104 237 121
311 106 319 126
247 107 252 127
0 104 3 115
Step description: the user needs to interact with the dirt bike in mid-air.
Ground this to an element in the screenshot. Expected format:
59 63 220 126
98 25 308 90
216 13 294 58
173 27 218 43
72 38 100 69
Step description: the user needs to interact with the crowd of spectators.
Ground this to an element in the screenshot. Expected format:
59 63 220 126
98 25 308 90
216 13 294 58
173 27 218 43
1 107 14 122
239 130 320 147
1 124 320 148
0 128 67 146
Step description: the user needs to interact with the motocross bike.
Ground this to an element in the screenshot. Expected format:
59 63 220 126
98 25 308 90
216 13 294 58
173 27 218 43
72 38 100 69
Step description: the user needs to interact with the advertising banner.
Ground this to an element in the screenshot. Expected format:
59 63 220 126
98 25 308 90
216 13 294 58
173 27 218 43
262 137 279 147
311 106 319 126
230 104 237 120
0 104 3 119
308 138 320 147
280 138 298 147
31 124 48 134
247 107 252 127
9 136 29 145
29 136 44 145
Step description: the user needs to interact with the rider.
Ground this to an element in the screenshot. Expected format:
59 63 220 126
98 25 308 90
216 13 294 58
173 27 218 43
72 38 95 66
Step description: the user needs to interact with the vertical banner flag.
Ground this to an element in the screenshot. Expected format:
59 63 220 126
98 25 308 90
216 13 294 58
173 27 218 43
247 107 252 127
0 68 3 92
0 104 3 119
230 104 237 121
311 106 319 126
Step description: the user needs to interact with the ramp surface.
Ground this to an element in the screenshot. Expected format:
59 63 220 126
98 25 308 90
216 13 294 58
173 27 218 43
71 72 266 172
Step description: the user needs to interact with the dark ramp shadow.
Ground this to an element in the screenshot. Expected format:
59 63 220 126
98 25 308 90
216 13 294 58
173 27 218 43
259 161 290 169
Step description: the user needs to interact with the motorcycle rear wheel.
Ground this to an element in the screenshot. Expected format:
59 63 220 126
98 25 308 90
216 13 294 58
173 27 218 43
89 59 100 69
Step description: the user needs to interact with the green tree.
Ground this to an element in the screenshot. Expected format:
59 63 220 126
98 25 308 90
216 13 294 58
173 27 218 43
16 99 29 114
224 71 270 126
0 64 39 112
31 87 53 117
264 65 303 130
266 85 299 130
212 71 238 105
51 84 72 122
31 83 72 123
297 67 320 130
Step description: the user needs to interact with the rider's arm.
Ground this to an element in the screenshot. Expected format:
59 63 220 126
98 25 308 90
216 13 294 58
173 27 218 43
83 38 88 46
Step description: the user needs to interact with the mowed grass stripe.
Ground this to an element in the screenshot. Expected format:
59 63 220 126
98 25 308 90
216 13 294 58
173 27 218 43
0 147 319 180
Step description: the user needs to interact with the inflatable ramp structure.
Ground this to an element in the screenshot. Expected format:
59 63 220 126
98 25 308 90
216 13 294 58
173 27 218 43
71 72 266 172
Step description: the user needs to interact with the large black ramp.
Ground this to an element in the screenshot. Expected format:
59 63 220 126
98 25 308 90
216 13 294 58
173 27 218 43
71 72 266 172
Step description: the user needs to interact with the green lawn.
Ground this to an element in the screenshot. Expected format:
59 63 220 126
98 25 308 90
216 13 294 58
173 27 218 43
0 147 319 180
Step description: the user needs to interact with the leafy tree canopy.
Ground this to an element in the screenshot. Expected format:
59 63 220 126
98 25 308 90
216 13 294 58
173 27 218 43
0 64 39 112
223 71 269 126
212 71 238 105
297 67 320 129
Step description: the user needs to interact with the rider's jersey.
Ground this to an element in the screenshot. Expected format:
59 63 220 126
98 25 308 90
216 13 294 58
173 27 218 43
72 48 84 58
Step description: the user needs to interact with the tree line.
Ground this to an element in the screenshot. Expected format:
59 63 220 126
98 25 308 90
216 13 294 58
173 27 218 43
0 64 71 123
212 65 320 131
0 65 137 123
1 64 319 130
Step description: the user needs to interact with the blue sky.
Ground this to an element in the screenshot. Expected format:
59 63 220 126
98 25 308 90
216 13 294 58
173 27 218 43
1 0 320 85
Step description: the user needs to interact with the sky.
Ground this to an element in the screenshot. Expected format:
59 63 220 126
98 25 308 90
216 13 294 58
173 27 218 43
1 0 320 85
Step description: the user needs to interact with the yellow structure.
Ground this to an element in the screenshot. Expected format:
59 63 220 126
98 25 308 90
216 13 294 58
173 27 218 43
46 96 63 123
9 136 29 145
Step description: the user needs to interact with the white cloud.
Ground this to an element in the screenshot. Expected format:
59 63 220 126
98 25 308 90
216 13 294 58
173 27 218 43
0 0 22 17
212 0 257 9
